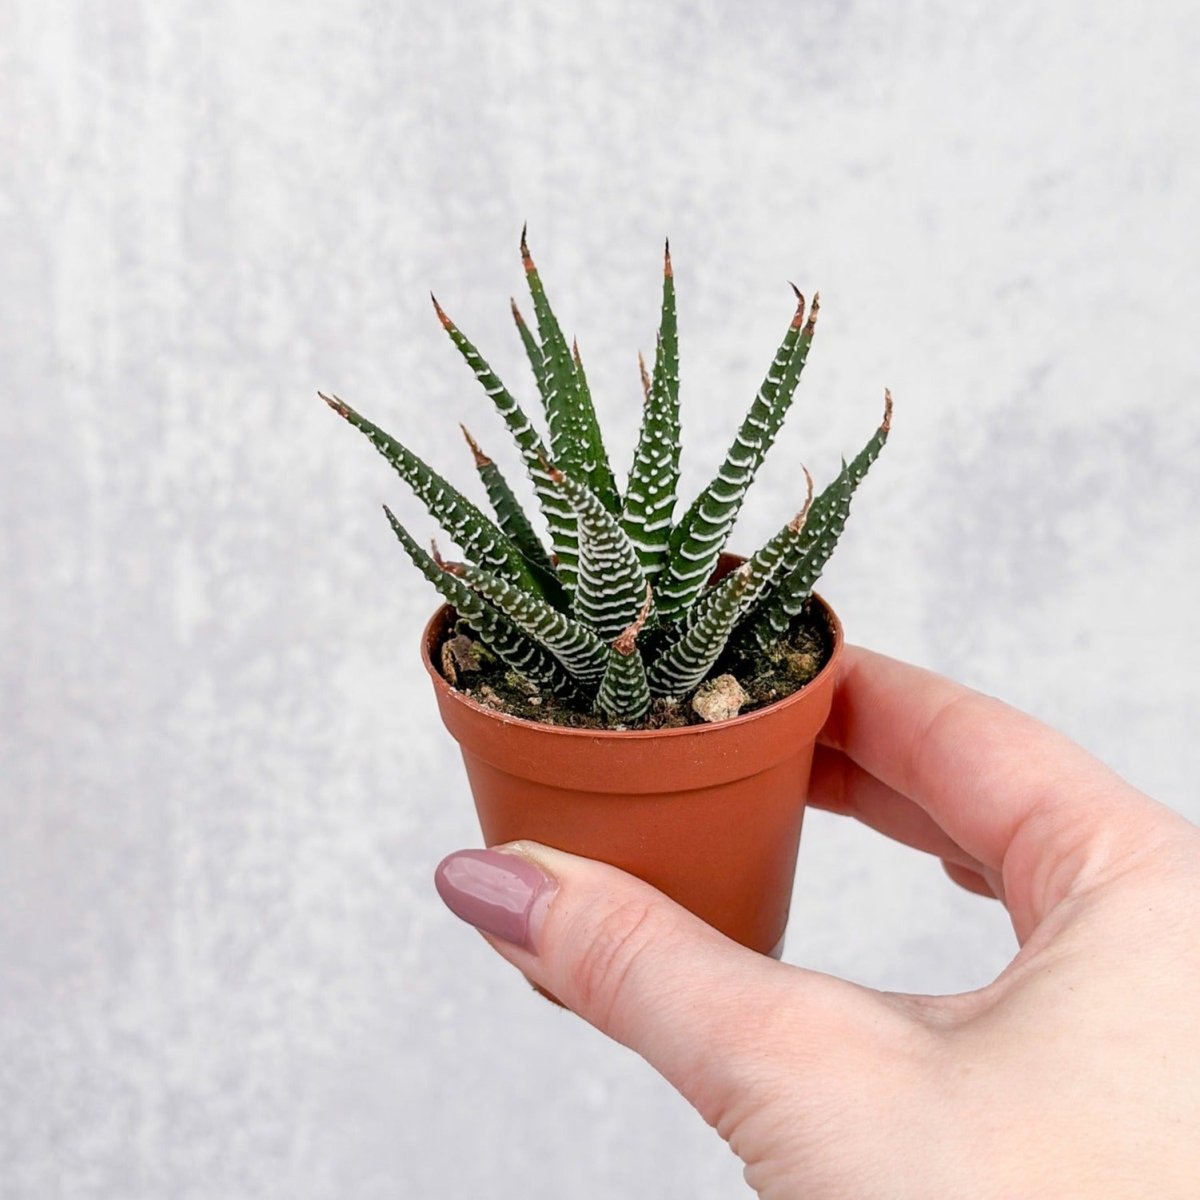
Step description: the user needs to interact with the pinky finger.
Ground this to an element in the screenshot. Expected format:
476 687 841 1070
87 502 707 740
942 859 1002 900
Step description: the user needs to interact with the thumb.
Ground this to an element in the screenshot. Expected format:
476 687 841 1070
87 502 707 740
434 841 918 1130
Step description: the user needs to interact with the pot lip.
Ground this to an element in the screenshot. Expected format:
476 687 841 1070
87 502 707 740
420 591 844 740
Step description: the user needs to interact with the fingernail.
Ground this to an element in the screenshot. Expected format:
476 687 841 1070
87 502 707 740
434 848 557 953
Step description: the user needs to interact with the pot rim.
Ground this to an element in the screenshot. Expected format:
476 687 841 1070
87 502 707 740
420 591 844 741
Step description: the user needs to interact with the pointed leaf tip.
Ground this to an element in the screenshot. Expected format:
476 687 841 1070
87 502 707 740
520 225 534 271
459 423 490 467
804 291 821 335
637 351 651 402
787 466 815 532
429 538 460 574
613 584 653 656
318 391 351 418
883 388 893 433
788 284 806 328
509 296 527 326
430 293 453 329
663 238 673 278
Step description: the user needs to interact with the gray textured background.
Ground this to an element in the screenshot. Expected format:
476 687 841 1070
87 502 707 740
3 1 1199 1196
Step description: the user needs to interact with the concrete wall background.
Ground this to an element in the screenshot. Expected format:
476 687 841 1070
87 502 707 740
3 1 1198 1195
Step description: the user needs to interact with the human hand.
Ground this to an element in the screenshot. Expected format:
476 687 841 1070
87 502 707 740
434 646 1200 1198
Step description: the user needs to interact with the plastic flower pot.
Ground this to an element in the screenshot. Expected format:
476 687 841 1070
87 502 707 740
421 557 843 959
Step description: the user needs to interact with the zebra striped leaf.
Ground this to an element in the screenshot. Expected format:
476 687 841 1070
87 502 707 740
549 463 652 643
646 564 754 697
453 561 609 686
521 229 621 514
431 297 581 600
684 467 814 634
511 298 550 400
737 391 892 650
595 588 653 722
622 241 681 580
459 424 557 579
321 392 545 598
382 507 581 700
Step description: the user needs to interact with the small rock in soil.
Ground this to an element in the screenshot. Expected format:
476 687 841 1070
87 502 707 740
692 674 750 723
441 634 484 684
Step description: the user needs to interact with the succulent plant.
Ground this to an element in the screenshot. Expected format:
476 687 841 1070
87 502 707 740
322 232 890 725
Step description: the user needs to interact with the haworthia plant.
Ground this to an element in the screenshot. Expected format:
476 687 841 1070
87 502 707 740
324 236 891 725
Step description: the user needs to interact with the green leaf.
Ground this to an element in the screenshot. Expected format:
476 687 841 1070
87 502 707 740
655 288 818 618
382 507 581 700
738 391 892 650
521 228 621 513
511 297 550 400
430 298 581 600
595 590 653 723
454 561 609 686
647 564 755 698
459 424 557 580
549 463 652 643
321 393 545 598
622 241 681 579
684 467 815 633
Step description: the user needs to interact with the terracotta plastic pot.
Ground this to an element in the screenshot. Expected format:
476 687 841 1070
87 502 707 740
421 561 843 959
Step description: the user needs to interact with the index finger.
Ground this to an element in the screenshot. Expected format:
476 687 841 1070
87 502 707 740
818 645 1149 882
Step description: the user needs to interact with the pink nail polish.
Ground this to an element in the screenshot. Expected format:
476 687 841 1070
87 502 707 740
434 849 556 952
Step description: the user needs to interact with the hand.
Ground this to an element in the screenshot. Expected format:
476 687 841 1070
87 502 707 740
434 646 1200 1198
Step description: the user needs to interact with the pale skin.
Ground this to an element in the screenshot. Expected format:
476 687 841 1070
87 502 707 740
477 646 1200 1198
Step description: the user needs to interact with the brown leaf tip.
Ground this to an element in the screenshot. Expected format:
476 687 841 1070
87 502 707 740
430 293 453 330
637 351 651 402
663 237 673 278
882 388 893 433
613 628 638 656
788 283 806 329
538 451 565 484
572 337 582 367
460 423 491 467
787 284 806 331
318 391 351 418
520 225 535 272
788 466 815 532
430 539 463 575
613 584 653 655
804 291 821 336
510 297 527 327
